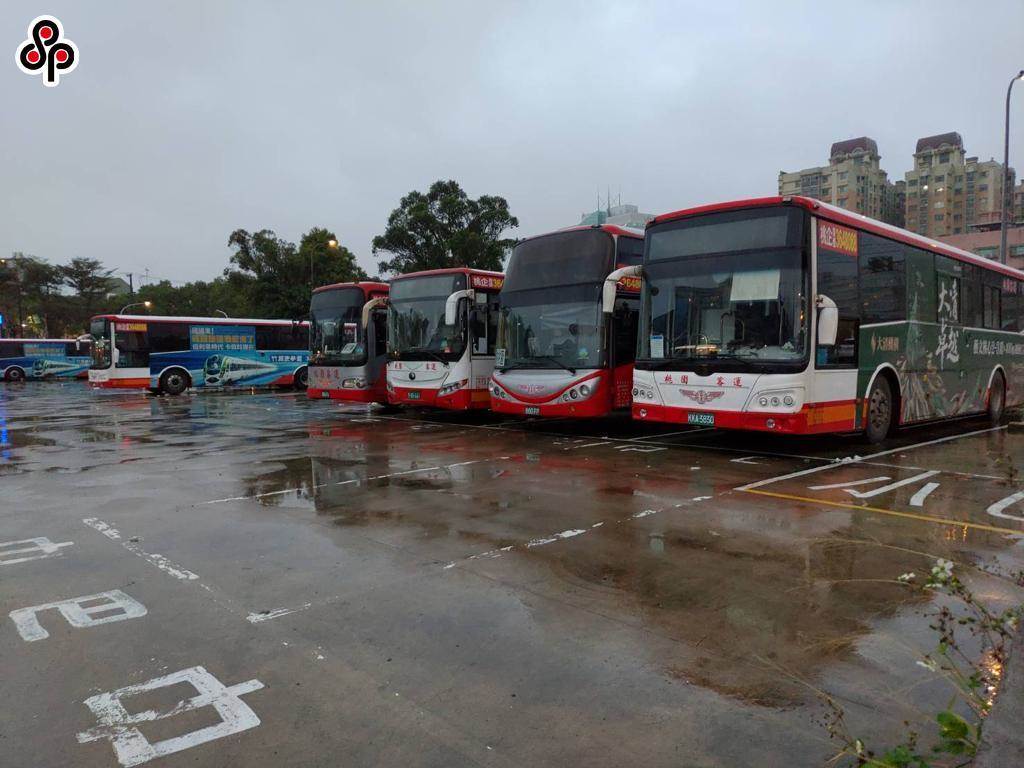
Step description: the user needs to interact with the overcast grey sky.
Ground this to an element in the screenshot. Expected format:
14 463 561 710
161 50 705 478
2 1 1022 284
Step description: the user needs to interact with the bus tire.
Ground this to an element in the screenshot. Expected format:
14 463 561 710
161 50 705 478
864 375 895 445
160 369 190 397
293 367 308 390
988 371 1006 426
5 366 26 383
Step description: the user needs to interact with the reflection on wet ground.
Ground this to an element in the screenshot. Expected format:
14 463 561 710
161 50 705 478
3 382 1024 767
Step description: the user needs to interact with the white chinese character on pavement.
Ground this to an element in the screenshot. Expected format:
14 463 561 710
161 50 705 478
77 666 264 767
0 537 73 566
9 589 147 642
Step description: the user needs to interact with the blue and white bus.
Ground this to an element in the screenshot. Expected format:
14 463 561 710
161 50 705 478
87 314 309 395
0 338 92 382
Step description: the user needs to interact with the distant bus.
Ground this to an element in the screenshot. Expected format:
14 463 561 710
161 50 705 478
88 314 309 395
386 267 504 410
308 281 390 402
0 338 92 382
490 225 643 418
632 195 1024 442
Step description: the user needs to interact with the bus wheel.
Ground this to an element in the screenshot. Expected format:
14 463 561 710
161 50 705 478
865 376 894 445
160 370 189 396
294 367 308 390
988 371 1006 425
6 367 25 383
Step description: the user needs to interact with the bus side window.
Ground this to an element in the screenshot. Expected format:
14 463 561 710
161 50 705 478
983 284 1001 330
1004 281 1022 332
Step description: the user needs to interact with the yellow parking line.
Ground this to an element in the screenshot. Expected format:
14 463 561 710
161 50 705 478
742 489 1023 537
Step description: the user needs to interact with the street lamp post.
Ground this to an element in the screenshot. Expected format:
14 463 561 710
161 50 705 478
323 239 340 289
120 300 152 314
1000 70 1024 265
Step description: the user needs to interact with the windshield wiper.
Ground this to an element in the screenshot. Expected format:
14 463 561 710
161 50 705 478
405 347 449 366
528 355 576 375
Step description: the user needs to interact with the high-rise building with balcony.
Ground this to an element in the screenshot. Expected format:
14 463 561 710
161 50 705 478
778 137 903 226
903 132 1015 238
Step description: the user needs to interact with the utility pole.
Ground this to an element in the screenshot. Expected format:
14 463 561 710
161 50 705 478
126 272 134 297
1000 70 1024 264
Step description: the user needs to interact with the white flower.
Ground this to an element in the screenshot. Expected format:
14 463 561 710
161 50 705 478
897 572 916 583
916 658 939 672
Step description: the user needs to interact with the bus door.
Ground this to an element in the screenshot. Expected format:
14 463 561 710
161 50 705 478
368 304 389 399
609 295 640 409
468 290 500 401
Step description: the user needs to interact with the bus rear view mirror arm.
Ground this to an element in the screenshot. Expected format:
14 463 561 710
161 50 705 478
361 296 388 329
603 266 644 314
445 289 475 326
816 294 838 347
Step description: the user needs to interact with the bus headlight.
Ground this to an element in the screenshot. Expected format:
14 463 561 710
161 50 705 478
561 381 597 402
438 379 468 397
342 377 367 389
751 389 802 411
579 384 591 398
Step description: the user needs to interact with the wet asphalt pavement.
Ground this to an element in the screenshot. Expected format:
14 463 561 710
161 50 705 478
2 382 1024 767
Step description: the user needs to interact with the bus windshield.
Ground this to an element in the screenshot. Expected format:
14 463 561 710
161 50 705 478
388 274 467 361
639 207 809 369
497 230 614 371
310 288 367 365
90 318 112 369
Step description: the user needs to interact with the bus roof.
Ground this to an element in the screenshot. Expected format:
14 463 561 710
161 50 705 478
312 281 390 296
91 314 309 326
649 196 1024 281
0 338 86 343
517 224 645 244
389 267 505 282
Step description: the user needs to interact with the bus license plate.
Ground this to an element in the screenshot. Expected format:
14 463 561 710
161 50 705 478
525 406 540 416
688 412 715 426
407 390 420 400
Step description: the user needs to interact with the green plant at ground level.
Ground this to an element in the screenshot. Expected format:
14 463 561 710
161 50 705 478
822 558 1022 767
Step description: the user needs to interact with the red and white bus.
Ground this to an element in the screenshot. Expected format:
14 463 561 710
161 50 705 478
307 281 390 402
386 267 504 410
88 314 309 394
489 225 644 417
632 196 1024 441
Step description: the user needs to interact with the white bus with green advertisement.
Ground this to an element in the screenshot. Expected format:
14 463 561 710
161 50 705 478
632 196 1024 442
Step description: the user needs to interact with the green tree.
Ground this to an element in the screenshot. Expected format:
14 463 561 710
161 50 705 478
60 257 114 320
225 227 366 318
372 180 518 275
298 227 368 288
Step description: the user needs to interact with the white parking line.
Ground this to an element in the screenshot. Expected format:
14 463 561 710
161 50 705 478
735 425 1007 492
83 518 199 581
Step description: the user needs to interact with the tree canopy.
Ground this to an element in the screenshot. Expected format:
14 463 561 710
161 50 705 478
372 180 518 275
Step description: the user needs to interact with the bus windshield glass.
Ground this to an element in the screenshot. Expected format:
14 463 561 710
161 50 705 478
388 274 467 361
310 288 366 365
639 207 808 368
497 230 614 371
498 284 604 371
90 318 111 369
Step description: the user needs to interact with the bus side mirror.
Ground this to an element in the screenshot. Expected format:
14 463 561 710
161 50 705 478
603 265 643 314
817 295 838 346
445 289 475 326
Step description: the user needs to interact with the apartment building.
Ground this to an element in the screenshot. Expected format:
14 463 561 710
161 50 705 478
904 132 1015 238
778 137 903 226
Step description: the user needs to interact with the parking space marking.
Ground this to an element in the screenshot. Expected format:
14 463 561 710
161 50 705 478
442 496 716 571
76 666 264 767
735 424 1006 492
988 491 1024 521
0 537 73 566
9 589 147 642
743 488 1023 537
83 518 199 581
